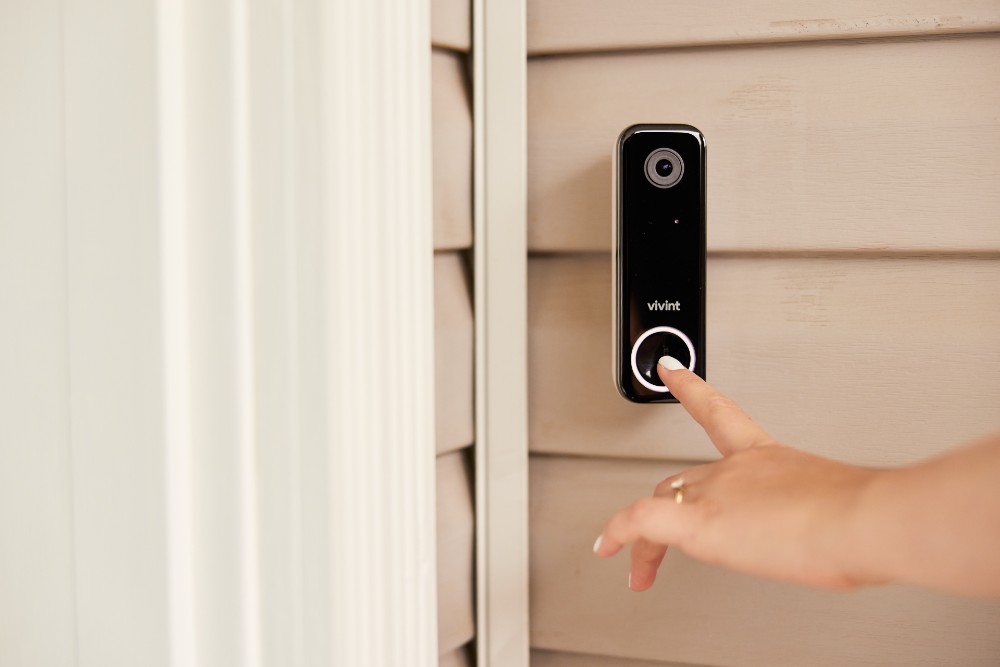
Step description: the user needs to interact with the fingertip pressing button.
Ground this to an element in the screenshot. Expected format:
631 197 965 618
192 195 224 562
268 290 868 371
630 327 696 392
658 355 686 371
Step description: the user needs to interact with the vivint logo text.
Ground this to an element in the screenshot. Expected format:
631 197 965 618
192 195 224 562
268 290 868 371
647 300 681 311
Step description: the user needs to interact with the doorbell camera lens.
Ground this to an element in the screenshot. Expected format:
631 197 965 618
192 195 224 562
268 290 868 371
644 148 684 188
654 159 673 177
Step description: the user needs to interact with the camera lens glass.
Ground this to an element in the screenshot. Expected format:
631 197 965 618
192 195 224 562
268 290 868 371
644 148 684 188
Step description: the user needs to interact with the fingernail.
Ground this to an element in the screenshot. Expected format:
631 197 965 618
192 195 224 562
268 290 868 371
593 535 603 553
658 355 685 371
627 572 633 590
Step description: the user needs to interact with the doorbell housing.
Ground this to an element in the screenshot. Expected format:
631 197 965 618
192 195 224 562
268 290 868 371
614 124 706 403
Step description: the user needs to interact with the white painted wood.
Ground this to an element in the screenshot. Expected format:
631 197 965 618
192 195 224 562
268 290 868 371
433 50 473 250
530 255 1000 465
433 0 471 51
321 0 438 663
530 456 1000 666
527 0 1000 54
0 1 76 664
527 35 1000 252
165 0 443 662
473 0 531 664
437 450 476 654
244 0 304 663
435 253 475 454
173 2 263 664
64 0 173 662
158 1 196 663
246 1 442 663
3 0 439 665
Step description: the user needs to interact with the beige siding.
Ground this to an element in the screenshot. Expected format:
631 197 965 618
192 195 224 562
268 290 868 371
433 0 475 658
529 255 1000 465
530 456 1000 666
533 650 700 667
432 0 471 52
526 5 1000 665
527 35 1000 253
528 1 1000 54
437 450 475 655
435 253 474 455
440 643 473 667
433 49 472 251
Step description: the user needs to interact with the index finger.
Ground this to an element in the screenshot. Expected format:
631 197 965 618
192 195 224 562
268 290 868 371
656 356 771 455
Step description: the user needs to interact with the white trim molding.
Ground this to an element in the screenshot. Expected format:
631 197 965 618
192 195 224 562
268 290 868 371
473 0 531 665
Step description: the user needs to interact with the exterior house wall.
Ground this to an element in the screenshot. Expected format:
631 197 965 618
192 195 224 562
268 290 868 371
525 3 1000 665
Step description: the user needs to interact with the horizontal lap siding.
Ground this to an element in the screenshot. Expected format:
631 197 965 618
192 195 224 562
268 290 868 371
432 30 473 457
433 256 473 645
437 451 475 654
433 49 472 250
528 35 1000 253
432 0 470 52
526 8 1000 665
528 0 1000 54
432 12 474 661
530 456 1000 666
533 649 701 666
435 253 474 455
440 643 473 667
529 255 1000 465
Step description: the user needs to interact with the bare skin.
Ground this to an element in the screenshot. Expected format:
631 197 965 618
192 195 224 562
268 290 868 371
593 361 1000 598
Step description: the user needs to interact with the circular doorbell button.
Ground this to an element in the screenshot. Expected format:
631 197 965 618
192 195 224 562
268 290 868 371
630 326 697 392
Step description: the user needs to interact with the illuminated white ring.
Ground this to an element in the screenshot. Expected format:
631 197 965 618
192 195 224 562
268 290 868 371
630 326 697 393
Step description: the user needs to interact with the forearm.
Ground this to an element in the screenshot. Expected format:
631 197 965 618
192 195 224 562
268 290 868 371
846 432 1000 597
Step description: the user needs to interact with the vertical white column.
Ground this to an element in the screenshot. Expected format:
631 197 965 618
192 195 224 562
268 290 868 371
320 0 438 664
161 0 264 665
4 0 437 664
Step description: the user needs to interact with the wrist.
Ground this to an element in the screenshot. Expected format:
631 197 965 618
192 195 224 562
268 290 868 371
836 466 899 588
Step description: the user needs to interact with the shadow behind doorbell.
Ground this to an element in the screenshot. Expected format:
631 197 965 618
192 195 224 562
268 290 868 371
614 124 706 403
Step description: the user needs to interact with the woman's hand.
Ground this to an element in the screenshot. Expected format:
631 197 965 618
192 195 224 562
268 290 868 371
593 357 883 592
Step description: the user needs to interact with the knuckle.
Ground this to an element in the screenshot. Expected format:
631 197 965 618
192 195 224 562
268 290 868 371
628 497 657 523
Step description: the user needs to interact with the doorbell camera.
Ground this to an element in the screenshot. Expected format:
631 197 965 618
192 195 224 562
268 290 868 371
614 124 706 403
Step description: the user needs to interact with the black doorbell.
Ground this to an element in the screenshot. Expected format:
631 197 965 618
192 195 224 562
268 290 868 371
614 124 706 403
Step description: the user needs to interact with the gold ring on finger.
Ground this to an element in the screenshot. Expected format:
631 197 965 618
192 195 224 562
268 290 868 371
671 478 686 505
